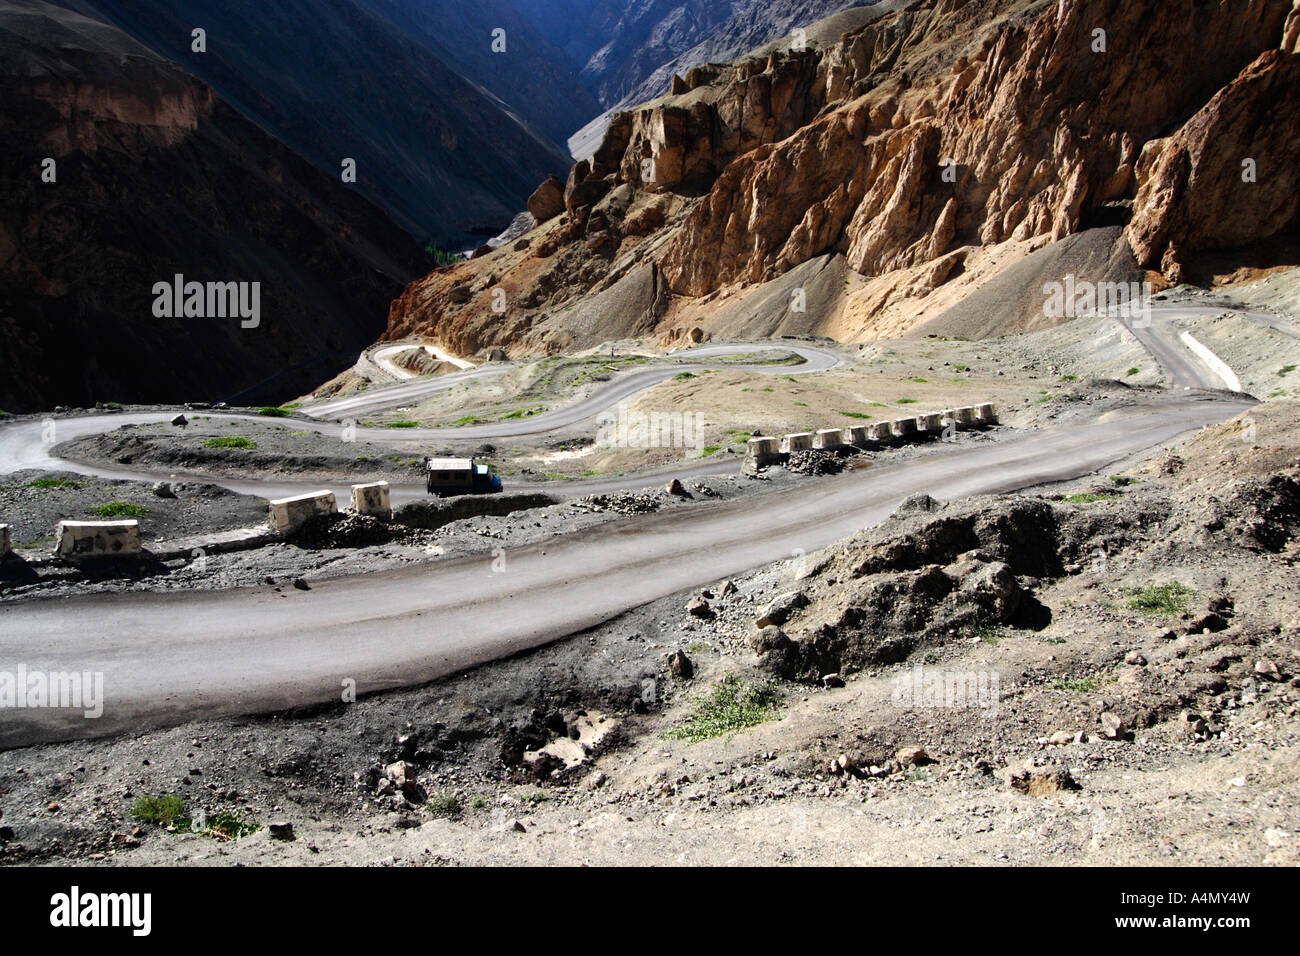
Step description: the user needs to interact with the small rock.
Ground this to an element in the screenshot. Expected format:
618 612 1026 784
666 650 693 679
895 746 929 768
510 819 527 833
821 673 845 688
718 579 738 597
151 481 176 499
46 802 60 813
666 478 688 497
685 597 714 620
1124 651 1147 666
1046 730 1075 746
268 822 295 841
1006 765 1079 796
1255 659 1282 681
1100 711 1126 740
293 578 311 591
170 414 188 428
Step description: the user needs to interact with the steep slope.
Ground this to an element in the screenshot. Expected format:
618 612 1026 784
387 0 1300 358
0 0 426 412
55 0 575 245
357 0 600 149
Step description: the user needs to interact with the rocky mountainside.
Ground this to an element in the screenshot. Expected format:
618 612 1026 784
55 0 577 245
0 0 427 412
387 0 1300 358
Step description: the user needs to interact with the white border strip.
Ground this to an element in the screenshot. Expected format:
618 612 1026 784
1179 331 1242 392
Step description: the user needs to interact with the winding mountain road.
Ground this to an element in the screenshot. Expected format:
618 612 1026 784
0 308 1262 746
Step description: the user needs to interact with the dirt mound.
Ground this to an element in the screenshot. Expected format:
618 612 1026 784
286 513 430 549
785 449 846 476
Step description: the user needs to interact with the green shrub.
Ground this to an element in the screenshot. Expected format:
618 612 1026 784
23 477 82 490
90 501 147 518
1124 582 1194 615
388 420 419 429
131 794 188 827
663 675 782 743
257 406 292 417
204 436 257 449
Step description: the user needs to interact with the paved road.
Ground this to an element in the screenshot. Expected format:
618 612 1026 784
0 391 1252 746
302 343 839 424
0 307 1268 746
371 342 476 380
0 343 832 503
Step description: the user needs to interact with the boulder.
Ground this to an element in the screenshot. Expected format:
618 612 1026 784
527 175 565 223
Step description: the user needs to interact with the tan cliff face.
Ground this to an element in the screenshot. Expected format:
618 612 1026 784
387 0 1300 358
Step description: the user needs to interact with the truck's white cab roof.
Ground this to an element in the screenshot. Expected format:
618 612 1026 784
424 457 474 471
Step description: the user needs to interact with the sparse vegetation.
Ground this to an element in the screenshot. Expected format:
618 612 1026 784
663 675 782 743
1124 582 1194 615
90 501 147 518
1279 364 1296 377
387 420 419 429
426 791 462 818
23 477 83 490
674 371 696 380
896 398 917 404
1052 675 1104 693
838 410 872 419
205 436 257 450
257 406 293 417
1109 475 1138 486
131 794 188 827
1126 367 1141 377
203 810 261 841
1062 492 1115 504
698 445 721 458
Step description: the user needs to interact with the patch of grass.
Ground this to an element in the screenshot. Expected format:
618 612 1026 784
23 477 82 490
761 387 774 392
838 410 872 419
1062 492 1115 504
204 436 257 450
674 371 697 381
973 622 1008 645
1037 636 1067 645
387 420 419 429
1125 367 1141 377
662 675 782 743
426 791 461 818
1278 364 1296 377
1123 582 1194 615
469 794 490 811
1052 675 1104 693
203 810 260 841
256 406 293 418
907 377 928 383
1061 374 1078 382
500 407 541 420
792 401 808 407
1109 475 1138 486
89 501 147 519
130 794 188 827
519 787 549 805
896 398 917 404
697 445 721 458
449 415 485 427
